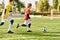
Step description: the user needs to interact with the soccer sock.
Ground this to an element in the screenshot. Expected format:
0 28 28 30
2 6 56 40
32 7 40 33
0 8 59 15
27 24 31 31
19 24 21 26
0 22 4 26
8 20 14 32
27 27 30 31
21 24 27 26
8 24 12 32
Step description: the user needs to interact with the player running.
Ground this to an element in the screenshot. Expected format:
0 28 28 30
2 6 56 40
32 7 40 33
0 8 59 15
17 3 32 32
0 0 14 33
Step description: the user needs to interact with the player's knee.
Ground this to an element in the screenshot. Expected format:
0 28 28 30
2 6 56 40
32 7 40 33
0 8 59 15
29 23 31 26
10 20 14 25
0 22 4 26
22 24 27 26
28 23 31 28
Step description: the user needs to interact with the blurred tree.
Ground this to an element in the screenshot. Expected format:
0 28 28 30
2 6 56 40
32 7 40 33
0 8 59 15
53 0 58 9
58 0 60 11
14 0 25 12
37 0 49 11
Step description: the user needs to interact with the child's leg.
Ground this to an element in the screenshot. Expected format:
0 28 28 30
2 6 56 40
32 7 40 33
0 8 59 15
0 18 5 26
8 19 14 32
0 22 4 26
21 24 27 26
17 20 27 28
8 17 14 33
17 24 27 28
17 19 31 30
27 19 32 32
27 23 31 31
27 23 31 30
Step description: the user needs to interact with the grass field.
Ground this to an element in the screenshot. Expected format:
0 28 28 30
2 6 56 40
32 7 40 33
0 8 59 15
0 17 60 40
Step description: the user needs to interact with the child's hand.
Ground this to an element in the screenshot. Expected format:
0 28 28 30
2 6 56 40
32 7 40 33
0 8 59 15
30 19 31 21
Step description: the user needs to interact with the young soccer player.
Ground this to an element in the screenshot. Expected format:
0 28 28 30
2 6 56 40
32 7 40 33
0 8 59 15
17 3 32 32
0 0 14 33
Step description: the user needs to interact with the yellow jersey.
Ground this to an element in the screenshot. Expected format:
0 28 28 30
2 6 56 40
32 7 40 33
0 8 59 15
2 4 12 18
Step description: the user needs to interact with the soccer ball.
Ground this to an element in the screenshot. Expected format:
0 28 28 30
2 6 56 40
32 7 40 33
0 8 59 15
42 27 47 33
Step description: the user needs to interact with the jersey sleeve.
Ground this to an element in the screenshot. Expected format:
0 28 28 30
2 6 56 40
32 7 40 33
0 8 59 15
2 5 10 18
4 5 10 15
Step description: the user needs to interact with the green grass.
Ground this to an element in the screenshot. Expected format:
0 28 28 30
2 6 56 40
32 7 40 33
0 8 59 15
0 17 60 40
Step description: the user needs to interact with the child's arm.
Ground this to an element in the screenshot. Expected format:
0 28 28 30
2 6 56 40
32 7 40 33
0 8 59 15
3 5 9 18
26 9 30 19
3 9 7 19
27 14 30 19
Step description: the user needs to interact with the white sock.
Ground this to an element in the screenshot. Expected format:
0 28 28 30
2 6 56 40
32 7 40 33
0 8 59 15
27 27 30 31
8 24 12 32
19 24 22 26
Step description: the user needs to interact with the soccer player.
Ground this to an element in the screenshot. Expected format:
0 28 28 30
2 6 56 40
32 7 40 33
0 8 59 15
17 3 32 32
0 0 14 33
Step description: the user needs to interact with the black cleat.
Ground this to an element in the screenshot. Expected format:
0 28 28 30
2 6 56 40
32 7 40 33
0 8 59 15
16 24 19 28
27 30 32 32
43 30 47 33
8 31 14 33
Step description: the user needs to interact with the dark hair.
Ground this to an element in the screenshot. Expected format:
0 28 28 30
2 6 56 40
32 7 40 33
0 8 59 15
27 3 32 8
9 0 13 2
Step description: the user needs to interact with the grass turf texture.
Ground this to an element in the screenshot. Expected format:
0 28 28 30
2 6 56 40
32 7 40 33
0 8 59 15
0 17 60 40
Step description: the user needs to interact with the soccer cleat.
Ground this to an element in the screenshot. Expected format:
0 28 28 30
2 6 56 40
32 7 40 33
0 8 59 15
8 31 14 33
42 27 47 33
16 24 20 28
43 29 47 33
27 30 32 32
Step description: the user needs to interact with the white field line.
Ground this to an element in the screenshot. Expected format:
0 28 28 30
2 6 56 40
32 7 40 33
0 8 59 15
1 37 60 39
31 23 60 24
6 22 60 25
14 23 60 24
